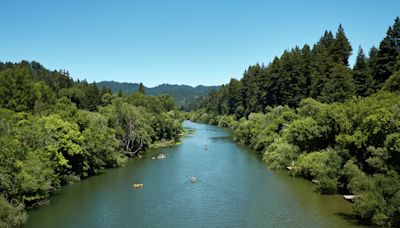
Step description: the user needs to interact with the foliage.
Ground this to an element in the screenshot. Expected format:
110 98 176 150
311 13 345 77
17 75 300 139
383 69 400 92
3 15 400 228
198 18 400 121
284 117 330 152
0 66 36 112
192 90 400 226
199 25 362 118
97 81 219 110
375 17 400 88
187 17 400 227
353 47 374 96
292 149 342 194
0 196 26 228
319 64 355 103
263 139 299 170
138 82 146 94
0 61 183 226
345 161 400 227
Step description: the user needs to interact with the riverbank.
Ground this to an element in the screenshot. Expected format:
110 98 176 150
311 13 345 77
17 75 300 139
149 129 191 149
149 139 183 148
26 121 359 228
188 94 400 227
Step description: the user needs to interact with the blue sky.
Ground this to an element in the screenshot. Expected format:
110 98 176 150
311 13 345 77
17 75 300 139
1 0 399 87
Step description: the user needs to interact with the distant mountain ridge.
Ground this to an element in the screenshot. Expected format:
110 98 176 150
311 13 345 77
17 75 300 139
97 81 219 108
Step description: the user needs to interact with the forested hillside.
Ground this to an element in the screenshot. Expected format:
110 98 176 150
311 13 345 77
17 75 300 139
98 81 219 110
198 19 400 119
0 61 183 226
190 17 400 226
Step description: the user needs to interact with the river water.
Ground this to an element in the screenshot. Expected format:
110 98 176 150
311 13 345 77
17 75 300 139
26 121 360 227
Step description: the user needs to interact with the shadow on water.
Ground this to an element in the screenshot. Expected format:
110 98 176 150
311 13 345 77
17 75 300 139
335 212 366 227
209 135 231 141
25 121 366 228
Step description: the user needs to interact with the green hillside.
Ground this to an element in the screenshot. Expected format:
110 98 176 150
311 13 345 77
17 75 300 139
97 81 219 109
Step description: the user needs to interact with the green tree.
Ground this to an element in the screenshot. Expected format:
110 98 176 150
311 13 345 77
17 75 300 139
0 60 185 227
0 196 26 227
226 79 244 118
52 97 79 120
292 149 342 194
77 110 126 175
138 82 146 94
375 17 400 88
284 117 330 152
319 64 355 103
331 24 353 66
33 81 56 114
383 70 400 92
100 99 154 155
17 115 84 181
310 31 335 98
86 82 101 111
266 57 284 105
368 46 380 90
241 64 263 115
263 138 299 169
382 55 400 92
0 67 36 112
58 87 87 109
101 93 116 106
353 47 374 96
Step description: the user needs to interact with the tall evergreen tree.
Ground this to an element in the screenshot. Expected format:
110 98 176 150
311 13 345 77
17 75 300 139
375 17 400 88
331 24 353 66
383 54 400 92
0 65 36 112
241 64 262 116
299 44 313 98
320 30 335 49
117 89 123 97
310 31 335 98
353 47 374 96
368 46 379 90
266 57 284 105
280 48 305 106
138 82 146 94
319 64 355 103
226 79 243 118
86 82 101 111
202 17 400 119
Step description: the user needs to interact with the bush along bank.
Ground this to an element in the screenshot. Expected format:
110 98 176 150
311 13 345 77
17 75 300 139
187 17 400 227
0 61 183 227
188 91 400 226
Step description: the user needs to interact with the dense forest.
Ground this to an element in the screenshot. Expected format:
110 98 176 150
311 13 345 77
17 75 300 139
98 81 220 110
0 61 183 227
2 14 400 228
190 17 400 226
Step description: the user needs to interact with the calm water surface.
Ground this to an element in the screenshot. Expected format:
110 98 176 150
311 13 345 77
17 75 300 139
26 121 361 228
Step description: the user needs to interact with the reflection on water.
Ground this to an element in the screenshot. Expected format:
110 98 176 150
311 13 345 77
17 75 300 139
26 121 361 228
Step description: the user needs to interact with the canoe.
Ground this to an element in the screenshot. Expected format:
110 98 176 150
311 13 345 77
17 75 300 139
157 154 167 159
343 195 355 201
133 183 144 188
190 177 198 183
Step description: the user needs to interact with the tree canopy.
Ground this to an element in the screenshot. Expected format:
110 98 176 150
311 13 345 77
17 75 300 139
189 17 400 227
0 61 183 226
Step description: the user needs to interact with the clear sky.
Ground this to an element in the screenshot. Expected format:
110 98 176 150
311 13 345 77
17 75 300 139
1 0 399 87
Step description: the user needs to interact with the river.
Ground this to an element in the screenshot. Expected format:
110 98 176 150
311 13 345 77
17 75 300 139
25 121 360 227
